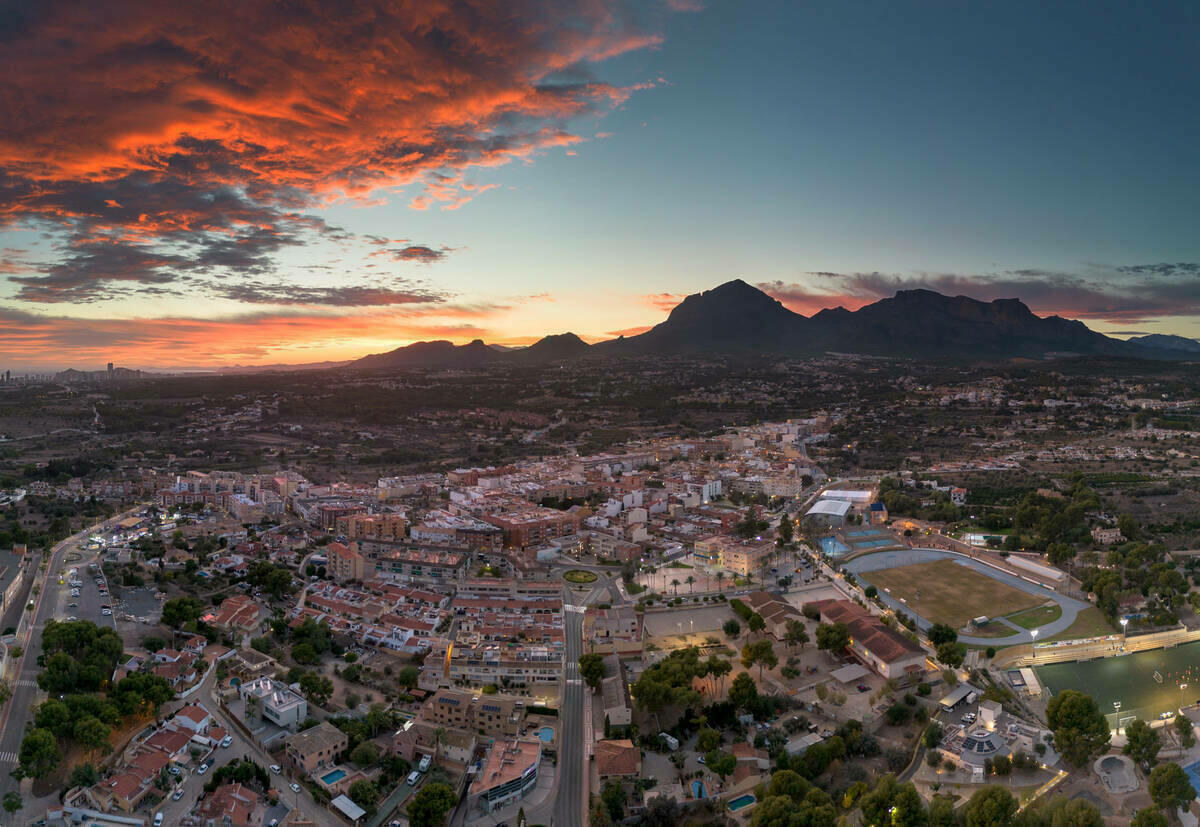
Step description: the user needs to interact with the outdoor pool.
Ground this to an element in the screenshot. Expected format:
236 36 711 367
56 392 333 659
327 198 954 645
728 794 756 811
691 780 706 799
1185 761 1200 794
819 537 850 558
321 769 347 785
537 726 554 742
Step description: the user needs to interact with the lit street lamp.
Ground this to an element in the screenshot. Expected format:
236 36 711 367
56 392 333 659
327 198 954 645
1030 628 1039 661
1120 617 1129 646
1181 683 1189 713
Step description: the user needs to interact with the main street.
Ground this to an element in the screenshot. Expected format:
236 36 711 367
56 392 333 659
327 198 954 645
0 507 137 801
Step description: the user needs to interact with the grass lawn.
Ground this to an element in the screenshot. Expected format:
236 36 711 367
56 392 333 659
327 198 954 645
862 559 1042 629
1005 604 1063 629
563 569 597 584
1043 607 1114 642
969 621 1021 638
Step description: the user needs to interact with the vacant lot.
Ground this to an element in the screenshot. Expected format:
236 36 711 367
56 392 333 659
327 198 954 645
863 559 1042 629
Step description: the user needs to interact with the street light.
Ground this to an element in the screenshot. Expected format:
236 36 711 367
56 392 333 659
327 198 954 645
1181 683 1189 713
1030 628 1039 662
1120 617 1128 646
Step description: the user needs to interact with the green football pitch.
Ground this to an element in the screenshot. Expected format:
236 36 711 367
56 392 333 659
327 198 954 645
1035 641 1200 728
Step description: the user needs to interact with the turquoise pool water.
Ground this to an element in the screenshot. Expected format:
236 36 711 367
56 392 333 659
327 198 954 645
321 769 347 784
728 794 756 811
691 780 706 799
819 537 850 557
537 726 554 742
1185 761 1200 794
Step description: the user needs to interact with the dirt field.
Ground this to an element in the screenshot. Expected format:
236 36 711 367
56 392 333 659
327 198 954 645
863 559 1042 629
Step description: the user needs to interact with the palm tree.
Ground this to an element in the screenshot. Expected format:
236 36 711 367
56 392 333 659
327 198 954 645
686 575 695 594
716 571 725 593
671 578 680 597
433 727 446 761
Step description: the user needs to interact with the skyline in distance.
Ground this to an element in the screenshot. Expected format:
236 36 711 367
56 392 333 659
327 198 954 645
1 1 1199 370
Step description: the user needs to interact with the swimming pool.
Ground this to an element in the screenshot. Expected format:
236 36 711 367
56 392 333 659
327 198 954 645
1184 761 1200 794
819 537 851 557
537 726 554 742
321 768 347 785
691 780 706 799
728 794 756 811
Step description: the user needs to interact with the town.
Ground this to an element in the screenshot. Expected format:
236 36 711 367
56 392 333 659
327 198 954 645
0 363 1199 827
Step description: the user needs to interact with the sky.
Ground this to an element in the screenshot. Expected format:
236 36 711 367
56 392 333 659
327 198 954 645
1 0 1198 371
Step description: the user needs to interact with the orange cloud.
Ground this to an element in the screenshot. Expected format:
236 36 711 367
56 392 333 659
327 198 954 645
0 1 666 304
644 292 684 312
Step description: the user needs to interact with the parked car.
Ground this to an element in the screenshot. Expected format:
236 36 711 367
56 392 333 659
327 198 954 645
407 771 421 786
418 754 431 772
220 735 233 748
154 813 164 826
168 766 182 776
289 782 301 793
270 765 281 774
197 763 210 775
172 788 185 801
697 755 706 765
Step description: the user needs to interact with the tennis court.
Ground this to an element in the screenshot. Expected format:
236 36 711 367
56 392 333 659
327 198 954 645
1036 641 1200 728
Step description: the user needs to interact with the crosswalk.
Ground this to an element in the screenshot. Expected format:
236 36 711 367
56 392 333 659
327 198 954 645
0 752 17 764
14 679 37 688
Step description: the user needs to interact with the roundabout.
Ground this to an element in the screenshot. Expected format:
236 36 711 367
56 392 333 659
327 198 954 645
563 569 598 584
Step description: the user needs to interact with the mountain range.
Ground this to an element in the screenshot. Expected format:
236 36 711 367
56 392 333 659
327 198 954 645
350 279 1200 369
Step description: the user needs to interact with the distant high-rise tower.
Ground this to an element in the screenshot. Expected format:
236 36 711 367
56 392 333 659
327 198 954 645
107 362 114 379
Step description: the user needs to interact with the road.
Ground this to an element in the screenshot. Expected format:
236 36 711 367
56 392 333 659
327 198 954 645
553 606 584 827
0 508 135 799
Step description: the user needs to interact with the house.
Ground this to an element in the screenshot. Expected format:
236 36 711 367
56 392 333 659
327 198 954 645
593 739 641 782
153 660 198 688
232 647 276 677
1092 526 1124 545
285 721 348 776
421 688 524 738
143 728 192 762
472 738 542 813
806 599 927 681
197 782 261 826
601 656 632 727
171 704 212 734
205 594 262 636
239 676 308 730
950 487 968 506
743 590 805 640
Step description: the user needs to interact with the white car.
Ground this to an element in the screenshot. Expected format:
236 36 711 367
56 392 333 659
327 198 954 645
102 608 112 616
289 782 301 793
270 765 281 774
197 763 210 775
220 735 233 748
172 788 185 801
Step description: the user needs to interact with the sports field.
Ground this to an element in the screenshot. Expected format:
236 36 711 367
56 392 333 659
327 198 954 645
862 559 1043 629
1036 641 1200 728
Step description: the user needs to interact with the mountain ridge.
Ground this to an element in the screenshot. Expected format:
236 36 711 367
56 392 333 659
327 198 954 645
349 280 1191 369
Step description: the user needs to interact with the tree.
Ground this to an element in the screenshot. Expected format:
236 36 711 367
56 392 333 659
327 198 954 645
935 642 966 669
1047 798 1104 826
1124 719 1162 769
291 642 319 664
68 762 99 789
347 779 381 816
964 786 1017 827
1118 513 1139 542
670 578 680 596
784 619 809 651
927 624 958 646
729 672 758 710
686 575 696 594
73 715 112 755
16 728 60 779
1176 713 1196 749
1149 762 1196 812
398 665 420 691
705 749 736 781
407 782 457 827
142 636 165 653
741 639 778 680
923 722 944 749
601 781 626 821
1 792 20 815
723 618 741 638
815 622 850 652
1130 809 1169 827
350 741 380 766
748 613 766 637
777 517 793 545
299 672 334 706
160 597 204 629
579 653 605 691
1046 690 1111 767
697 727 722 753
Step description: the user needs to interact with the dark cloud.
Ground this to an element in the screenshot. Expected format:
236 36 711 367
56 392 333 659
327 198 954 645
759 263 1200 323
0 0 666 304
214 281 445 307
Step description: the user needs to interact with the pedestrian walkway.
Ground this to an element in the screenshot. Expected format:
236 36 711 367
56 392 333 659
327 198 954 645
0 751 18 764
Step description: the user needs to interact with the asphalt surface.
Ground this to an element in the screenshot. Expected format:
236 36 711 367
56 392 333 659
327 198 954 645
553 606 585 827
